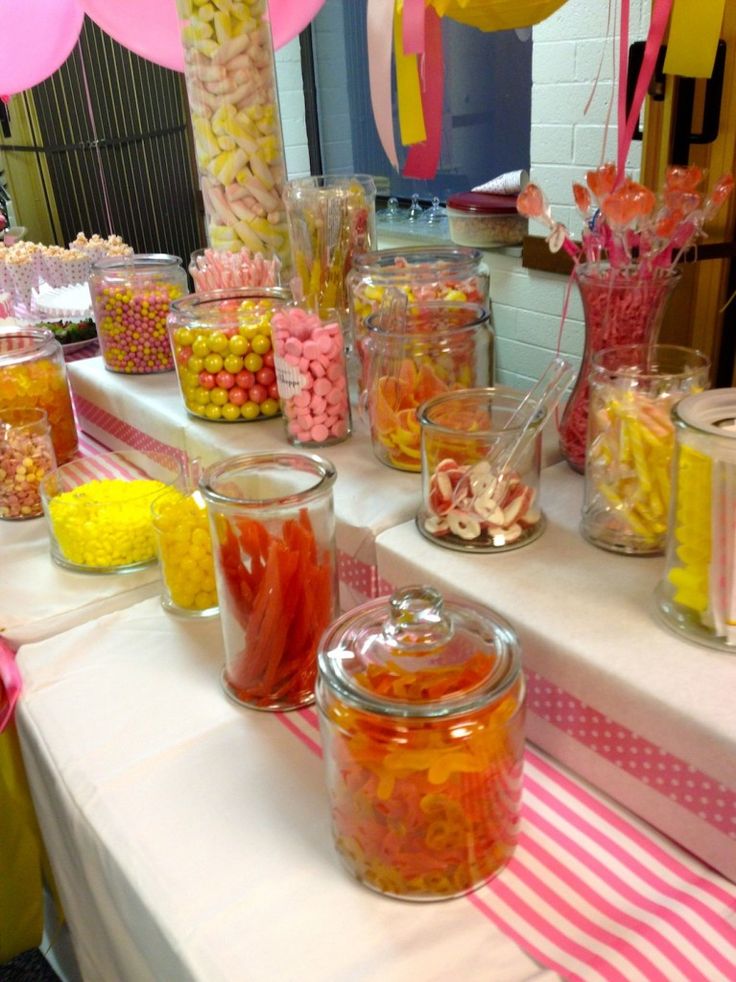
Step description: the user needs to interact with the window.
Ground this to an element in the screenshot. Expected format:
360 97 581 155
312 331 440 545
310 0 532 202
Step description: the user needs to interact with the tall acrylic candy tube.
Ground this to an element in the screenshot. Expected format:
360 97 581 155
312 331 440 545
176 0 290 266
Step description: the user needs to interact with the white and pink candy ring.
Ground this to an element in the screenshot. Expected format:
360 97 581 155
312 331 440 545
416 387 546 553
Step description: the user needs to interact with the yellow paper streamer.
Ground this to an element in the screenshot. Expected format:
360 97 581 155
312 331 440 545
394 1 426 147
663 0 726 78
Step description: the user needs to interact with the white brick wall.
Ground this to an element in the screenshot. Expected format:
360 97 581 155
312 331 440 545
273 0 650 388
490 0 647 389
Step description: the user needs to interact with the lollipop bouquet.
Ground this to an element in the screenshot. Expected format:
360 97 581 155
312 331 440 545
517 165 734 470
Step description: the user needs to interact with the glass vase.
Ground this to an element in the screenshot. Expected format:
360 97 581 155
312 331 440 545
559 264 681 472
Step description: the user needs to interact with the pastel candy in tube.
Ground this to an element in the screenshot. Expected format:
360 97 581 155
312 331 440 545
177 0 289 266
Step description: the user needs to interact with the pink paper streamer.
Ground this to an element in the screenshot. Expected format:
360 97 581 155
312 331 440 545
402 0 426 55
367 0 399 171
616 0 674 181
403 7 443 180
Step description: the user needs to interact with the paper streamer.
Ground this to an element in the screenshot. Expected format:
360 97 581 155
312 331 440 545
394 2 427 147
403 6 444 179
402 0 426 54
617 0 674 181
663 0 726 78
367 0 399 171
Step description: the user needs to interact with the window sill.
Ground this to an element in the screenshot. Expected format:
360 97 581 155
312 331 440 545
376 214 523 262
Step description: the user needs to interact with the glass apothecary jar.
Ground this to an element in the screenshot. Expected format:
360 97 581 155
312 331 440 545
363 301 490 471
0 326 78 463
0 408 56 520
41 450 182 573
656 389 736 652
168 287 290 422
200 451 338 710
346 245 491 378
89 254 187 374
417 388 545 551
582 344 709 555
316 585 525 901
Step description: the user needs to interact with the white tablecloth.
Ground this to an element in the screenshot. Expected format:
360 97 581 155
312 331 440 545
375 462 736 883
16 598 736 982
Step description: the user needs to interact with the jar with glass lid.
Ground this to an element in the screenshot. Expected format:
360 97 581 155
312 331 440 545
316 584 525 901
0 326 77 463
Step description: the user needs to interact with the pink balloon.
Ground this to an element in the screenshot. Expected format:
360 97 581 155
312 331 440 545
268 0 327 50
0 0 84 96
80 0 185 72
80 0 327 73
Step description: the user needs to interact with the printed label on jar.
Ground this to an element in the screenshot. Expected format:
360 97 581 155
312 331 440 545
274 354 308 399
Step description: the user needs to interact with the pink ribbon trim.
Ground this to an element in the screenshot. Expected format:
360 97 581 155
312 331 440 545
402 0 426 54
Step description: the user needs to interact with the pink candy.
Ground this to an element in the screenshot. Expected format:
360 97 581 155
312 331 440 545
271 307 351 446
0 427 55 520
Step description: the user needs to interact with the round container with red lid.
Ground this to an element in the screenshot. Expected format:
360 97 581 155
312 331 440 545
447 192 527 248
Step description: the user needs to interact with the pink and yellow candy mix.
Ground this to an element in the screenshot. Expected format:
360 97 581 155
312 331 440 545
0 409 56 521
177 0 289 263
169 295 282 422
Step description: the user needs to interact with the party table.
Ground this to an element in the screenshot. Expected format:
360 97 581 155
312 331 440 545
68 355 563 608
375 461 736 884
15 596 736 982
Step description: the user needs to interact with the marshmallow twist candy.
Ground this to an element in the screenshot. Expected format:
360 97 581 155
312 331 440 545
178 0 290 264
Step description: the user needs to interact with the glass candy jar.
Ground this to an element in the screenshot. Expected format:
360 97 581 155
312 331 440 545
89 254 187 374
316 585 525 901
346 246 491 382
656 389 736 652
0 326 78 463
152 485 219 618
271 305 351 447
417 388 545 552
559 264 680 472
168 287 290 422
200 451 338 710
284 174 376 317
582 344 709 555
363 301 490 471
0 408 56 520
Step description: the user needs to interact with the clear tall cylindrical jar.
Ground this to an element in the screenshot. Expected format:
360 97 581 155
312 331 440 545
89 255 187 374
175 0 290 266
0 408 57 520
167 287 290 422
317 585 525 901
582 344 710 555
656 389 736 652
0 326 77 463
152 484 219 618
200 451 338 710
363 301 490 471
418 388 545 551
284 175 377 317
346 246 491 384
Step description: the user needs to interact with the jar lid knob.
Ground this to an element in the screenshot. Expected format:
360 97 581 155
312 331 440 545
385 585 452 649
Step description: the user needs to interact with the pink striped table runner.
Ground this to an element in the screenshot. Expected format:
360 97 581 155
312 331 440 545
280 706 736 982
